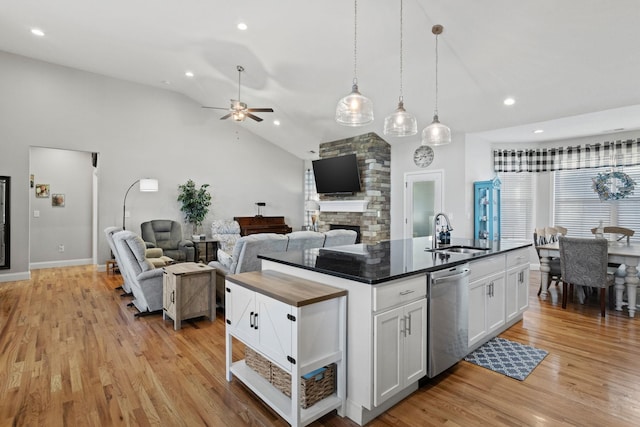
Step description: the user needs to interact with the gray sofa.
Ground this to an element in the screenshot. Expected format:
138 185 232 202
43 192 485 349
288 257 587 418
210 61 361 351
208 228 357 306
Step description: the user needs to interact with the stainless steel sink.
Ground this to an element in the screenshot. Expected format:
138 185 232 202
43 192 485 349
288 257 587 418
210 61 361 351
444 246 490 254
426 245 490 255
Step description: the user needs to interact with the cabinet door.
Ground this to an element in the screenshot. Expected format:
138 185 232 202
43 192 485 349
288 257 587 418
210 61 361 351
468 280 487 347
163 273 176 317
225 282 256 343
505 267 519 322
402 299 427 385
517 266 530 313
373 306 403 407
486 274 506 334
255 293 292 370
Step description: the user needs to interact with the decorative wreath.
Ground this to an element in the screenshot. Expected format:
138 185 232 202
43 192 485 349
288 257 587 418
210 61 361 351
592 171 636 201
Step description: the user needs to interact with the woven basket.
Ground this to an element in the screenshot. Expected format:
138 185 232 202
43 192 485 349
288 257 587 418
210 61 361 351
244 347 336 409
244 347 270 381
271 363 336 409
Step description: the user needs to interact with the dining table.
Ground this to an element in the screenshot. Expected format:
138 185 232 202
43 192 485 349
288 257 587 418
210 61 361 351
537 240 640 317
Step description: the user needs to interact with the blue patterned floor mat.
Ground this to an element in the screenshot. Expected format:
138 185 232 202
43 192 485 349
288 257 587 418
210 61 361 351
464 337 548 381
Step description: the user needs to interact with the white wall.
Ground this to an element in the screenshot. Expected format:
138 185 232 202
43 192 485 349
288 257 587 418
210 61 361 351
29 147 93 266
391 133 479 241
0 51 304 281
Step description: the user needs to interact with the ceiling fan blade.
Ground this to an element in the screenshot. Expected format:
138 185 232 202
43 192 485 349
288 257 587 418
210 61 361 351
246 113 263 122
219 113 232 120
247 108 274 113
202 106 229 110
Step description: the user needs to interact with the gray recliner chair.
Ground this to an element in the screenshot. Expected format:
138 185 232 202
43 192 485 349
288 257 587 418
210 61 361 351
113 230 164 316
104 226 131 294
141 220 195 262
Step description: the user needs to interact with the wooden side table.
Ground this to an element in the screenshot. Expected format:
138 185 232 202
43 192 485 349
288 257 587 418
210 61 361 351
106 259 118 275
193 239 219 263
162 262 216 330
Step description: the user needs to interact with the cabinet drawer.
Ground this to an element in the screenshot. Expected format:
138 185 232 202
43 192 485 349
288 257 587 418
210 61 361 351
373 275 426 312
469 255 505 282
506 248 530 269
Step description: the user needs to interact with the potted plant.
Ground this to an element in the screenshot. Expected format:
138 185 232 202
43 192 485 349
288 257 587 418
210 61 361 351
177 179 212 239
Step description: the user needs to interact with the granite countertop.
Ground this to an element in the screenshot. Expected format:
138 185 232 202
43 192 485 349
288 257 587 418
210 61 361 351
259 236 532 285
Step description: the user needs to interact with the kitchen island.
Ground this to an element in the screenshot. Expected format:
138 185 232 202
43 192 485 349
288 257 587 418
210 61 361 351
256 236 531 425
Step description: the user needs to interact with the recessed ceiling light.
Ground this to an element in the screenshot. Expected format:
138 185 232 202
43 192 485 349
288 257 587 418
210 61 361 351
503 97 515 106
185 71 194 78
31 28 45 37
273 120 281 126
237 22 248 31
533 129 544 134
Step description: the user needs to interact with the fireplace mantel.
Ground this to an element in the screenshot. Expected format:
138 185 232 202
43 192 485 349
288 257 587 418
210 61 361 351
318 200 368 213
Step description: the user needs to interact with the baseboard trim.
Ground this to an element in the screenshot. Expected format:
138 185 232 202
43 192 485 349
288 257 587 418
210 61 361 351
30 258 93 270
0 271 31 283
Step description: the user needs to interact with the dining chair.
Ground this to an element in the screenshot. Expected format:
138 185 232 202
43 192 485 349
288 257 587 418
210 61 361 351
590 226 634 243
558 236 614 317
533 226 566 296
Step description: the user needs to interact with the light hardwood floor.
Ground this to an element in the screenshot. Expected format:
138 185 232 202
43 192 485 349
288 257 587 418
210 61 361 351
1 267 639 426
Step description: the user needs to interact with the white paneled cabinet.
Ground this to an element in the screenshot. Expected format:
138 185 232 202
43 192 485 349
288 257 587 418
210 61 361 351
373 298 427 407
469 249 530 351
225 271 347 427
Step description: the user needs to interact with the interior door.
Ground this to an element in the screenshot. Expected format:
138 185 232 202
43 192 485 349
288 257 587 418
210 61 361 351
404 171 443 239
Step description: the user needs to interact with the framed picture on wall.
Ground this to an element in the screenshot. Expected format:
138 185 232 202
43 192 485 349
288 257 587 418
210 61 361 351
52 194 65 207
35 184 50 198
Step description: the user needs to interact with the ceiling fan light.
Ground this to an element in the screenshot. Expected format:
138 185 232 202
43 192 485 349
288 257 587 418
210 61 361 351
336 83 374 126
421 114 451 146
384 100 417 136
232 111 246 121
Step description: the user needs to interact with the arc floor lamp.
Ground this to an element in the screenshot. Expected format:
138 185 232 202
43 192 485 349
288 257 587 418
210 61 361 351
122 178 158 230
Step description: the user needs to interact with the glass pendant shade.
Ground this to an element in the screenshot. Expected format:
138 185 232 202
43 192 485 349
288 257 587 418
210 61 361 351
421 114 451 146
335 83 374 126
383 99 417 136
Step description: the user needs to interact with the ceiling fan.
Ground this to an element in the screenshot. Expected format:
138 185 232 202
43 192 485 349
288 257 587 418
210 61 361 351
202 65 274 122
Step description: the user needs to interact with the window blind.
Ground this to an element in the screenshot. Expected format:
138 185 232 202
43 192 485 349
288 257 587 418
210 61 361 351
499 173 534 240
554 166 640 241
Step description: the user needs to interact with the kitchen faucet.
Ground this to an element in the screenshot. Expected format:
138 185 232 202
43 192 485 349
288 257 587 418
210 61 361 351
433 212 453 249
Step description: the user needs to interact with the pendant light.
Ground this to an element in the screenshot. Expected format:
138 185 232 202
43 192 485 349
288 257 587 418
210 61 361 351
421 24 451 146
336 0 374 126
383 0 417 137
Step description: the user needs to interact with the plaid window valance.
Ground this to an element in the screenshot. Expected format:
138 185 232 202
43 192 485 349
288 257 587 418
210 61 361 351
494 138 640 172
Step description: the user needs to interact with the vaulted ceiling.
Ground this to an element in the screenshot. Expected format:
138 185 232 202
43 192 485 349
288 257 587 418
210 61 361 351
1 0 639 159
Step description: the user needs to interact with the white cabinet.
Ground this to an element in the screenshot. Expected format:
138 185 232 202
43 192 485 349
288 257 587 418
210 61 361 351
468 255 506 349
506 249 531 323
469 249 531 350
373 298 427 407
226 281 292 369
225 270 347 427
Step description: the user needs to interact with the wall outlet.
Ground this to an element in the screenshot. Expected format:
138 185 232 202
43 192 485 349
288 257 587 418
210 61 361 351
58 244 64 252
33 210 40 218
124 211 131 218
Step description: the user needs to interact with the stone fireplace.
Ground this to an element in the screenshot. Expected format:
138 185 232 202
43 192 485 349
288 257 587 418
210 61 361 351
317 133 390 245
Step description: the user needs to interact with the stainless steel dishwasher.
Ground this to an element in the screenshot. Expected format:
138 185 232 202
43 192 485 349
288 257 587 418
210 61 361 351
426 263 471 378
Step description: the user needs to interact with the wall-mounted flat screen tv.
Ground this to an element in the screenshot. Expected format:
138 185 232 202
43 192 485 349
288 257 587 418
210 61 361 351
312 153 361 194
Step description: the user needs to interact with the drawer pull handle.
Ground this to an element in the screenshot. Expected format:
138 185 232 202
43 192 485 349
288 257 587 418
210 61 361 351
254 313 259 330
399 289 415 296
250 311 255 328
170 291 175 303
